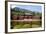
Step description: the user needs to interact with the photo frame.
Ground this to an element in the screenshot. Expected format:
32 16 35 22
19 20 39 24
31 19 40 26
5 1 45 33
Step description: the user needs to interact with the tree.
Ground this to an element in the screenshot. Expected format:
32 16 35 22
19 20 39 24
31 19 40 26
32 12 35 16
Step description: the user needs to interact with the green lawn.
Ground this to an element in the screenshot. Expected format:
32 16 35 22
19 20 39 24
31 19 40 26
11 20 42 29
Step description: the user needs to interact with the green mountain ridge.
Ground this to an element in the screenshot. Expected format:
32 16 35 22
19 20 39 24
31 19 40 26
11 7 42 16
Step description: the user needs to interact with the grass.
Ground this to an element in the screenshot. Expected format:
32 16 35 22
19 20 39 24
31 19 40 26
11 20 42 29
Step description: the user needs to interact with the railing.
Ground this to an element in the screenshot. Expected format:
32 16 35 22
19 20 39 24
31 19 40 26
11 16 41 20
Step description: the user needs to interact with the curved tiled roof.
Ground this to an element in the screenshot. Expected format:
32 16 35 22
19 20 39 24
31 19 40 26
25 13 32 15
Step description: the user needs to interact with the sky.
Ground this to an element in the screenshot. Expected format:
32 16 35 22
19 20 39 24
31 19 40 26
11 5 42 12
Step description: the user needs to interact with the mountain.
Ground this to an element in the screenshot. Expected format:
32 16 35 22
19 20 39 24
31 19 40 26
11 7 32 13
11 7 42 16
